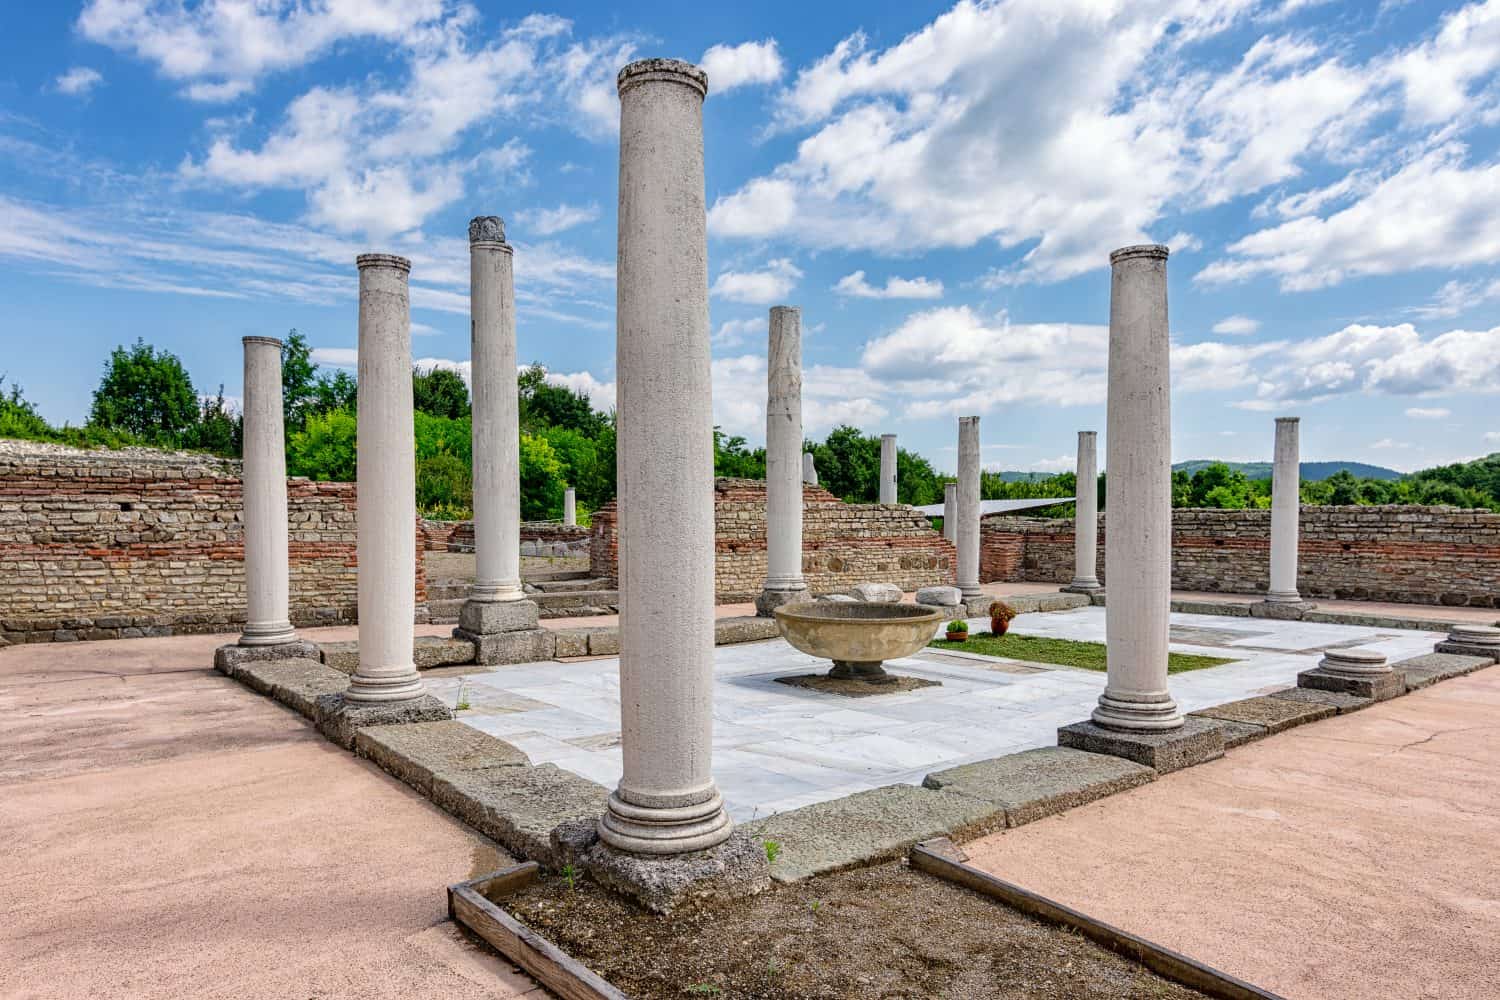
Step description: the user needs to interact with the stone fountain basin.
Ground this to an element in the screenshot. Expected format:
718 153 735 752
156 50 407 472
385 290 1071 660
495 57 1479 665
773 601 944 682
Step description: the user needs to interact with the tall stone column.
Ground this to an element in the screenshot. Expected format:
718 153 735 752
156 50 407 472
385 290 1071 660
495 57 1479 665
601 58 731 857
802 452 818 485
239 336 297 647
879 434 898 503
347 253 426 705
757 305 809 616
943 482 957 542
1267 417 1302 603
1093 245 1180 732
564 487 577 527
956 416 983 605
1064 430 1102 593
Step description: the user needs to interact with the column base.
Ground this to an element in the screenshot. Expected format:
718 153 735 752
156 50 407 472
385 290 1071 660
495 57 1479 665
459 598 539 634
1058 716 1225 774
755 585 809 617
467 583 528 603
238 621 299 646
1297 666 1404 703
581 827 770 914
1060 580 1103 595
314 691 453 750
1264 590 1303 604
598 788 732 856
1091 691 1184 732
214 638 322 677
1435 640 1500 661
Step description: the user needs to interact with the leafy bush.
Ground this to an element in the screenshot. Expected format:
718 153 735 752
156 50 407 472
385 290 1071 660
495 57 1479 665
416 451 472 515
286 408 357 481
519 433 565 521
946 619 969 633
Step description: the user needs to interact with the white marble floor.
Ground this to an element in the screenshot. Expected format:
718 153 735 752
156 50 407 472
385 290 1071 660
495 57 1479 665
424 608 1442 821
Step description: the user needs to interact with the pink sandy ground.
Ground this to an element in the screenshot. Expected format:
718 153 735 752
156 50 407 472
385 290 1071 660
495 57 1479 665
963 666 1500 1000
0 632 543 1000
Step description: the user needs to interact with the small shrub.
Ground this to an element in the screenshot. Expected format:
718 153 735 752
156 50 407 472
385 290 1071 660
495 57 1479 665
946 619 969 633
763 840 781 864
987 601 1017 625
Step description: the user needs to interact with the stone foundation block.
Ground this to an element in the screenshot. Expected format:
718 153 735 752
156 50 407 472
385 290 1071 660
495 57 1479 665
849 582 903 603
581 828 772 915
354 720 528 795
458 598 540 635
754 586 809 617
1434 640 1500 661
1249 600 1316 621
314 692 453 750
1206 719 1268 749
1059 583 1103 596
1395 652 1493 690
1057 716 1226 774
586 629 619 656
741 783 1003 883
1297 666 1405 702
922 747 1154 828
915 585 962 608
1189 694 1334 734
233 656 348 720
455 627 556 665
213 639 322 677
430 763 609 867
552 629 591 658
1169 598 1251 617
1266 686 1373 714
713 616 781 645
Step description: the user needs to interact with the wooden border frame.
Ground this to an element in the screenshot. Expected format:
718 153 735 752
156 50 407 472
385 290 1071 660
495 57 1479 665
448 863 629 1000
911 840 1285 1000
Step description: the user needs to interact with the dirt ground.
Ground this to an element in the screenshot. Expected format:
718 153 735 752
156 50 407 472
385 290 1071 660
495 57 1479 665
963 666 1500 1000
502 862 1209 1000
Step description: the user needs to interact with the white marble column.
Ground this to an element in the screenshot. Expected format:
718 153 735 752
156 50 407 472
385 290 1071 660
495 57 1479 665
1067 430 1102 592
1094 245 1180 732
563 487 577 527
879 433 898 504
347 253 424 705
758 306 809 615
601 58 730 856
957 416 982 602
239 336 297 646
1267 416 1302 603
943 482 957 543
802 452 817 485
467 217 525 605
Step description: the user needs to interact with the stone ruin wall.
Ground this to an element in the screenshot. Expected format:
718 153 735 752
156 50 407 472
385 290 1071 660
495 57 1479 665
982 507 1500 608
590 478 956 601
0 441 428 645
435 518 591 557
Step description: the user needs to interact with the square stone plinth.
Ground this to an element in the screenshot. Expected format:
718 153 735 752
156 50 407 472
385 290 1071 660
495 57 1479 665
455 627 556 665
741 784 1003 884
235 657 349 719
214 638 322 678
1265 686 1373 715
354 720 528 795
1190 694 1335 735
1297 666 1405 702
431 763 608 868
922 747 1154 828
1434 640 1500 662
314 692 453 750
1057 716 1226 774
458 598 539 635
1395 652 1493 691
582 829 772 915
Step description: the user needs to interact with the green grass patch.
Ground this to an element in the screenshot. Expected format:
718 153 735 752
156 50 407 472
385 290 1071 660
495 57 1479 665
930 632 1236 674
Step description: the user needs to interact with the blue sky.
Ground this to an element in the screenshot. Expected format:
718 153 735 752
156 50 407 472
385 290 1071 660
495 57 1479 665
3 0 1500 475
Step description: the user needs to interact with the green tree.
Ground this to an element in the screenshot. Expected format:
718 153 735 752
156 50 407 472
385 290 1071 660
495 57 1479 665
808 425 880 501
416 451 472 517
714 428 766 479
89 338 199 443
0 376 51 440
286 408 357 481
518 364 608 436
179 385 241 456
281 331 320 431
519 433 565 520
312 369 357 414
413 366 470 418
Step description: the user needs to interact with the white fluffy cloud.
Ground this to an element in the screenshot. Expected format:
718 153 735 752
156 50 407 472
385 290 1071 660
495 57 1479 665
710 354 887 439
701 40 783 93
54 66 103 96
711 258 803 304
521 202 600 236
833 270 943 299
1211 315 1260 336
1405 407 1452 419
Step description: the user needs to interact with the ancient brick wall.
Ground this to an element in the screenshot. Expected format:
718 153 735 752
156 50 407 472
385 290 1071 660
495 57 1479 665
981 507 1500 607
0 441 428 644
437 519 590 556
590 478 955 601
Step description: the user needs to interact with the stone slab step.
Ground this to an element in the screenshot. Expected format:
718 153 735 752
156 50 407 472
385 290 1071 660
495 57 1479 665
922 747 1155 828
532 590 620 608
1394 652 1493 690
431 763 610 868
529 577 613 594
1188 694 1335 745
319 635 476 674
354 720 529 796
549 615 781 659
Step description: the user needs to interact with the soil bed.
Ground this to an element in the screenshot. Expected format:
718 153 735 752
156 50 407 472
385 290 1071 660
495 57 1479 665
773 673 941 697
497 861 1209 999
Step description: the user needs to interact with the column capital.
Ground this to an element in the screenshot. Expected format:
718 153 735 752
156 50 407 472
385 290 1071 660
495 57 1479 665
356 252 411 273
242 335 283 349
1110 244 1170 264
618 58 708 98
1276 415 1301 425
468 215 510 247
1078 429 1097 440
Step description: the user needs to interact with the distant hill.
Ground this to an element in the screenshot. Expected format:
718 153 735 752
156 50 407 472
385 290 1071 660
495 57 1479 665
1171 460 1404 481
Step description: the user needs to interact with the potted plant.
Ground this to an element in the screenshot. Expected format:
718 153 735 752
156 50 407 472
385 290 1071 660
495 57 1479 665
945 619 969 642
988 600 1017 637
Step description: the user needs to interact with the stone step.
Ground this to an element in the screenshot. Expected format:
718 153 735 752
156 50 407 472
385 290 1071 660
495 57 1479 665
318 634 476 673
426 581 470 601
529 577 613 594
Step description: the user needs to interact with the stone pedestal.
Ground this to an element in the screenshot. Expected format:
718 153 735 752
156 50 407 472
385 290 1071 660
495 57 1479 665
1267 416 1302 604
1093 245 1181 732
1063 429 1102 594
563 487 577 526
1058 716 1224 774
943 482 957 543
802 452 818 485
346 253 427 706
879 433 898 504
239 336 298 647
453 598 554 664
956 416 982 603
758 305 809 616
600 58 731 857
1435 625 1500 660
1298 647 1403 701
